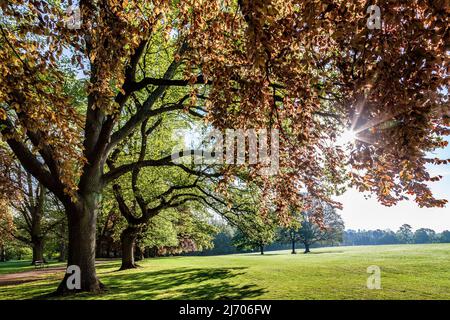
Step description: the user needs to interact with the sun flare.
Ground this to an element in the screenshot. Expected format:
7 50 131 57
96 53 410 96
336 129 357 146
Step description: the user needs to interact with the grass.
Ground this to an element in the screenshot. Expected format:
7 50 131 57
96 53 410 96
1 244 450 300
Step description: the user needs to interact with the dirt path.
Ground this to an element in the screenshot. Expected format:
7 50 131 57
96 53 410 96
0 266 66 286
0 261 111 286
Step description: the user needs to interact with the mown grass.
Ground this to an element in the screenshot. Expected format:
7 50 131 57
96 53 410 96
1 244 449 300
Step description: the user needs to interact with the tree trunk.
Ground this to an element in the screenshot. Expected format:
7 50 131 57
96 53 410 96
30 189 45 265
135 245 143 261
58 222 66 262
304 242 310 254
95 238 102 258
31 238 45 265
259 245 264 255
291 239 297 254
56 197 104 295
0 245 5 262
120 226 139 270
58 242 66 262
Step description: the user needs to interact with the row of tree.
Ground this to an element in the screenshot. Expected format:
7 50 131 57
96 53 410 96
199 202 345 255
343 225 450 246
203 223 450 256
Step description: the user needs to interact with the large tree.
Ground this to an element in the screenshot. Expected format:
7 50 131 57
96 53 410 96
0 0 448 294
108 118 222 269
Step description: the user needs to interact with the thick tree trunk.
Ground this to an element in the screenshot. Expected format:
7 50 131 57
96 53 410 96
56 196 104 295
259 245 264 255
304 242 310 254
291 240 297 254
120 226 139 270
31 238 45 265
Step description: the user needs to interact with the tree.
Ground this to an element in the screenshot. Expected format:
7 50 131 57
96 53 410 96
0 199 14 262
96 206 121 259
11 175 65 264
278 210 302 254
296 203 345 253
1 0 448 294
439 230 450 243
201 219 237 255
107 101 222 269
232 215 277 255
396 224 414 244
140 206 218 257
378 230 399 245
0 151 65 264
414 228 436 244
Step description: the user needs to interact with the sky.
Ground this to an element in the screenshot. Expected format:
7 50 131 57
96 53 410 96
335 138 450 232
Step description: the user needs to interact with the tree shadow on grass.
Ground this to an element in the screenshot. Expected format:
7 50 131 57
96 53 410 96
306 250 345 255
100 267 266 300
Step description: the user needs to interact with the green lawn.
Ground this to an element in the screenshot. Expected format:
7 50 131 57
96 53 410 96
1 244 450 300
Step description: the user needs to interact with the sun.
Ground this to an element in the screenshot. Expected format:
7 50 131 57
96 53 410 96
336 129 357 146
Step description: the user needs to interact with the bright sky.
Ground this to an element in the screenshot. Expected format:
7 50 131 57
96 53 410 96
335 137 450 232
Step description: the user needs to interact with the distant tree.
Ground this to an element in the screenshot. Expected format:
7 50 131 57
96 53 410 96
96 207 121 259
137 206 218 258
414 228 436 244
11 181 65 264
396 224 414 244
297 203 345 253
278 210 302 254
439 231 450 243
279 227 302 254
378 230 399 245
0 199 14 262
232 221 276 255
217 184 279 255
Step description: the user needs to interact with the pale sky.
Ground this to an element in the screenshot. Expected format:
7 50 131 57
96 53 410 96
335 138 450 232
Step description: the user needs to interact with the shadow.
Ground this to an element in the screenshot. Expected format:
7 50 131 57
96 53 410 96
306 251 345 255
237 252 287 256
96 267 266 300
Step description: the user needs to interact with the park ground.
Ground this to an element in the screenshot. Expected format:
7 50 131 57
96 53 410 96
0 244 449 300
